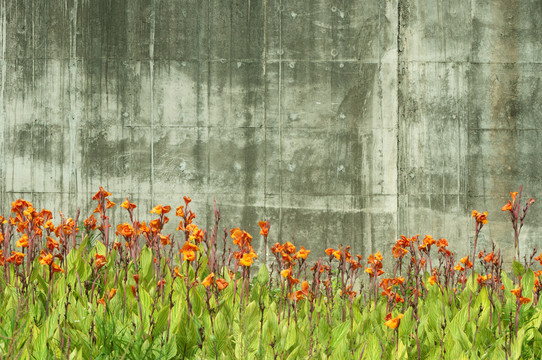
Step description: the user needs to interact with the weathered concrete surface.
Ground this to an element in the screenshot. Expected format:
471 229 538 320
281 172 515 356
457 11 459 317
1 0 541 262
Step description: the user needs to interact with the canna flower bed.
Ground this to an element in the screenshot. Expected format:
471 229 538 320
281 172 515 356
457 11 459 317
0 187 541 359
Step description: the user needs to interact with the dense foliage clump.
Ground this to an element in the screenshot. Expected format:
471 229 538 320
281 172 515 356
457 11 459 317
0 187 541 359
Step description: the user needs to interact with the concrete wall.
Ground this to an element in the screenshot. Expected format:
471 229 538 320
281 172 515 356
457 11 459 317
1 0 541 261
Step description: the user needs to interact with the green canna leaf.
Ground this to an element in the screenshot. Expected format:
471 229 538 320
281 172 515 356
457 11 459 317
512 260 526 278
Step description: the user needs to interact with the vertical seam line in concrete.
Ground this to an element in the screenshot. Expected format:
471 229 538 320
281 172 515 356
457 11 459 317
0 0 5 212
278 0 283 241
263 0 268 214
207 0 211 210
150 0 156 205
69 0 79 212
396 0 402 240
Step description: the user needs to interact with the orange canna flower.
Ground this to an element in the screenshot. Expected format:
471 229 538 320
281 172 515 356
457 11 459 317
46 236 59 251
51 261 64 274
39 252 53 266
95 254 107 270
108 288 117 300
239 252 257 267
183 196 191 205
384 314 404 329
477 274 491 286
428 274 437 286
511 286 522 298
258 220 270 236
180 241 199 253
460 256 473 269
150 205 171 215
183 251 196 262
133 274 140 284
120 198 136 211
291 290 305 301
454 264 465 272
116 223 135 238
92 186 112 200
301 281 310 296
174 267 183 279
16 234 29 248
105 198 116 209
501 201 512 212
296 246 310 260
283 242 296 254
202 273 215 287
97 297 106 306
437 238 448 247
287 275 300 286
472 210 488 225
8 252 25 266
216 278 229 290
84 215 97 231
131 285 137 297
159 233 172 246
281 268 292 278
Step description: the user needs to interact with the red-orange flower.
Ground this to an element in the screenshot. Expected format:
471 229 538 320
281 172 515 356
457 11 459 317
258 220 270 236
183 251 196 262
296 246 310 260
159 233 172 246
460 256 473 269
120 198 136 211
95 254 107 270
93 186 112 200
151 205 171 215
46 236 59 251
108 288 117 300
239 252 257 267
39 252 53 266
105 198 116 209
501 201 512 212
471 210 488 225
15 234 29 248
173 267 183 279
511 286 522 298
216 278 229 290
83 215 97 231
384 314 404 329
477 274 491 286
51 262 64 273
202 273 215 287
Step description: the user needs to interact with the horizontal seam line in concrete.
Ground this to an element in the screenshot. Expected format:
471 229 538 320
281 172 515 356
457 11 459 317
400 60 542 65
0 57 382 63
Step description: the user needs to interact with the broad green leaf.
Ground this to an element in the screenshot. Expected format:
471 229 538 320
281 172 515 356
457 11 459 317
512 261 525 277
256 264 269 286
139 247 153 282
152 306 170 338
